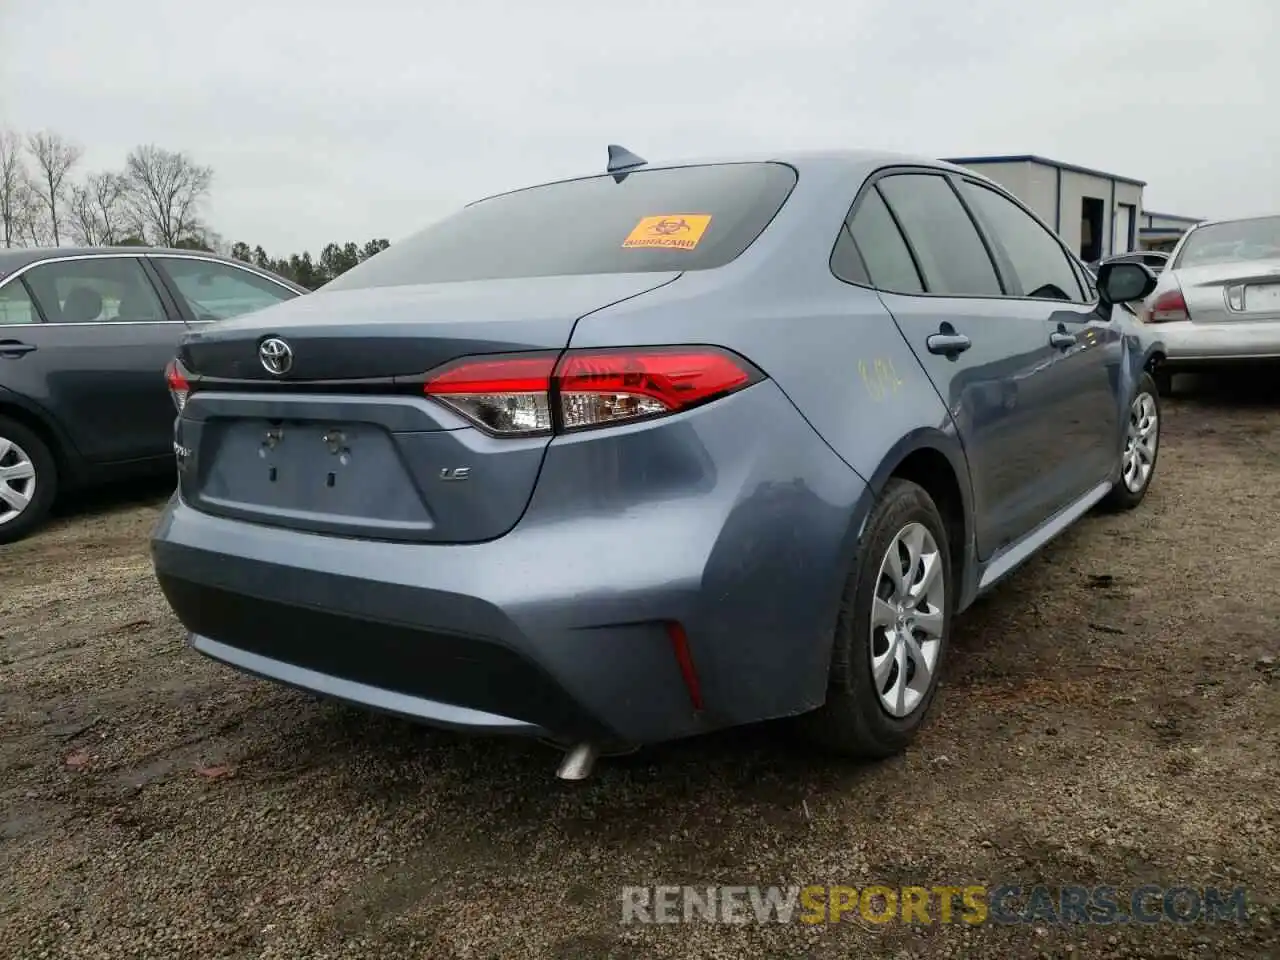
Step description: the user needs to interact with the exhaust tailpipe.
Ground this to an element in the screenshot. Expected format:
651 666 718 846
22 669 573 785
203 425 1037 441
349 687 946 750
555 743 599 781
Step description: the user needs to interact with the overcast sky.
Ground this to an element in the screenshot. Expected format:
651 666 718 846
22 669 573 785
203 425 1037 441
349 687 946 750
2 0 1275 254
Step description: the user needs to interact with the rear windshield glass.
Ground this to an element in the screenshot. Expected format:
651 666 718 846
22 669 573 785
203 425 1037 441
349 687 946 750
1174 216 1280 269
323 162 797 290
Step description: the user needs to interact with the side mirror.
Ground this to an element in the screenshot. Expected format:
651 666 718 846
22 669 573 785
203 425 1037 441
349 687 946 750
1096 260 1157 306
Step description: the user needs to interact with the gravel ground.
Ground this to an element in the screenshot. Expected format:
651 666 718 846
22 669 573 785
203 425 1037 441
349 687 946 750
1 372 1277 960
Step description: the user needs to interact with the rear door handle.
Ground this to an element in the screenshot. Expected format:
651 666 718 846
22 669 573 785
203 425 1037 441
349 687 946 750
1050 332 1077 349
0 340 37 358
926 332 972 357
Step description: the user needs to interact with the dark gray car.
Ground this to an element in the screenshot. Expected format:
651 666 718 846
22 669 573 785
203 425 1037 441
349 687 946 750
149 149 1165 777
0 247 306 542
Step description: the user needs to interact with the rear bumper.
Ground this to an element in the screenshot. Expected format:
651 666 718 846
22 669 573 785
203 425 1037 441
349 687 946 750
1153 318 1280 362
191 635 549 734
158 570 623 739
150 381 872 745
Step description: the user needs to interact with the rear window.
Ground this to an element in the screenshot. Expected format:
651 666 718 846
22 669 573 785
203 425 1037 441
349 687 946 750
1174 216 1280 269
323 162 797 290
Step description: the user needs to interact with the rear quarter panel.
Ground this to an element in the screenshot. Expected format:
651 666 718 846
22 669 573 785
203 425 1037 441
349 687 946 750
569 266 966 487
565 157 966 494
565 158 976 663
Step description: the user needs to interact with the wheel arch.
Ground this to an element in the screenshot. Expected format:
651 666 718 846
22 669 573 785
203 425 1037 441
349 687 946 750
855 428 975 611
801 427 976 747
0 389 82 489
1134 329 1166 374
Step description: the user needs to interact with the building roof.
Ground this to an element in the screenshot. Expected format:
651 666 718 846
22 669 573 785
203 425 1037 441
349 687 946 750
941 154 1146 188
1142 211 1203 224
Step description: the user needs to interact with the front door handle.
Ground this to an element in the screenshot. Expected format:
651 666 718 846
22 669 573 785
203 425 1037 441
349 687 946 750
1050 331 1077 349
926 333 972 357
0 340 36 359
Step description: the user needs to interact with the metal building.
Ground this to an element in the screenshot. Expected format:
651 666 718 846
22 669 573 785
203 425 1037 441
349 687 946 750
1137 211 1204 252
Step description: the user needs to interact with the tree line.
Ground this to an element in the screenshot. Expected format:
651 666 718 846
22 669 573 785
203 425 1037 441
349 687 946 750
0 127 389 290
227 238 390 290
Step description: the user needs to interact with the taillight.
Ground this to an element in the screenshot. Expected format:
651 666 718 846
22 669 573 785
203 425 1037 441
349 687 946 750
1148 288 1190 323
557 348 757 431
165 359 190 412
423 355 556 435
423 346 763 436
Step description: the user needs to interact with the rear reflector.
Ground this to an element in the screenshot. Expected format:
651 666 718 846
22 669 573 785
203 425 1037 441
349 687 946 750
1148 288 1190 323
165 360 190 412
665 621 704 711
423 346 763 436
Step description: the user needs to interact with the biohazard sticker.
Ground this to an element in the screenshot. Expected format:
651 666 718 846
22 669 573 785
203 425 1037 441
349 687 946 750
622 214 712 251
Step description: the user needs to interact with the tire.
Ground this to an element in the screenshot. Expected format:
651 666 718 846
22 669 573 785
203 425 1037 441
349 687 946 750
799 478 953 759
1152 365 1173 397
0 415 58 545
1101 371 1160 512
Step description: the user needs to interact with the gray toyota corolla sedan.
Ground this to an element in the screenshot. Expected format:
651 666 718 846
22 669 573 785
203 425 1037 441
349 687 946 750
150 147 1163 778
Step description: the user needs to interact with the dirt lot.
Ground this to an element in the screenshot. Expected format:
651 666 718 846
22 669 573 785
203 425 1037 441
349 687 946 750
2 373 1278 960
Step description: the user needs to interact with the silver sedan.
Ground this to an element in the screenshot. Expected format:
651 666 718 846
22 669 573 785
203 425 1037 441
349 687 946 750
1138 214 1280 392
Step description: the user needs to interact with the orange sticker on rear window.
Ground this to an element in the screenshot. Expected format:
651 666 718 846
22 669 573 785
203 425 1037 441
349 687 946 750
622 215 712 251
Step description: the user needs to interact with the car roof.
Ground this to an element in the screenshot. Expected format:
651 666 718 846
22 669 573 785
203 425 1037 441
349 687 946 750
471 148 982 205
621 147 967 170
0 244 217 269
0 245 306 291
1186 212 1280 231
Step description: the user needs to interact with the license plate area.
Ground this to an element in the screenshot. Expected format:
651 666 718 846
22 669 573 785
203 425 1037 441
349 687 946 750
196 419 434 530
1244 282 1280 313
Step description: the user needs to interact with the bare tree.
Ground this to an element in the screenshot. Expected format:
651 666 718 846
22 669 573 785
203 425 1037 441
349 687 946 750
0 130 28 247
13 178 47 247
19 205 43 245
25 131 83 246
92 172 129 243
68 172 128 245
123 145 212 246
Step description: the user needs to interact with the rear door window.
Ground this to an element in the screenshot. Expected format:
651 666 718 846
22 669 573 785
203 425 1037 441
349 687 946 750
845 188 924 294
323 162 798 289
876 174 1002 297
829 225 869 285
22 257 169 323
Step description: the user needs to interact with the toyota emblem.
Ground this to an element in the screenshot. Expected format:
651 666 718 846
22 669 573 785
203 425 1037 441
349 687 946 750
259 337 293 375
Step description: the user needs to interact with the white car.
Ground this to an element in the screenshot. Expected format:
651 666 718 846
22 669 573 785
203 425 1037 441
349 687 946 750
1137 214 1280 393
1091 251 1169 277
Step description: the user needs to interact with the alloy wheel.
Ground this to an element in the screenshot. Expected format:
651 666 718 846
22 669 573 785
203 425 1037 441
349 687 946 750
0 435 37 526
869 521 945 718
1123 392 1158 493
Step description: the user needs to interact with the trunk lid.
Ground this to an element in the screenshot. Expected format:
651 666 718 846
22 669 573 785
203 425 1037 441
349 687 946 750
1171 258 1280 324
175 271 679 543
179 272 679 380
